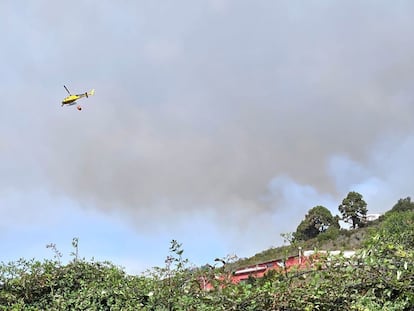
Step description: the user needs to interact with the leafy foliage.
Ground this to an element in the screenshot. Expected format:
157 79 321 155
338 191 368 229
389 196 414 213
1 198 414 310
294 205 339 241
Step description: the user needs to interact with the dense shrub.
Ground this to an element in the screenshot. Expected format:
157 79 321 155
1 211 414 310
0 258 151 310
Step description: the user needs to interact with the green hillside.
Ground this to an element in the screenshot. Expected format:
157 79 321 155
232 222 377 270
232 193 412 270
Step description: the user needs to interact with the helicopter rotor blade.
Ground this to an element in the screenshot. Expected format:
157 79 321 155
64 85 71 95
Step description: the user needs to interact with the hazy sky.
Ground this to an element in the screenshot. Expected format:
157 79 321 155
2 0 414 272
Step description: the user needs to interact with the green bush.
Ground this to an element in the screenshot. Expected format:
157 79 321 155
1 205 414 310
317 226 340 242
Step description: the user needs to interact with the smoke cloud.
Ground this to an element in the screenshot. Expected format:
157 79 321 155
2 1 414 254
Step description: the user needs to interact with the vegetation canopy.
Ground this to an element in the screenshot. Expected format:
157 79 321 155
1 195 414 310
294 205 339 241
338 191 368 229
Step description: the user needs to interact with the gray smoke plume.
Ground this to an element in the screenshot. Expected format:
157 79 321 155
2 1 414 254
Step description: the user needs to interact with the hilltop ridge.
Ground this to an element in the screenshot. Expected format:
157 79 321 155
231 194 414 270
232 222 376 270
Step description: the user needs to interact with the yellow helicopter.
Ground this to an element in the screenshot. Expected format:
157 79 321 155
61 85 95 111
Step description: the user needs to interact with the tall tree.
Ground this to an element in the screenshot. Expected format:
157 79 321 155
338 191 367 229
294 205 339 241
